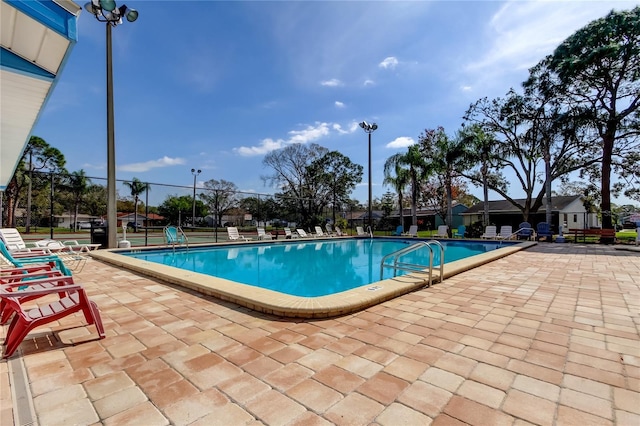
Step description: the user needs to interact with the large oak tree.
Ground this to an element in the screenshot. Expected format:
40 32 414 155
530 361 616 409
529 6 640 228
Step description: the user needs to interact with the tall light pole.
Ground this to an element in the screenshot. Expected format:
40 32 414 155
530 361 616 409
191 168 201 227
359 121 378 231
49 167 55 239
84 0 139 248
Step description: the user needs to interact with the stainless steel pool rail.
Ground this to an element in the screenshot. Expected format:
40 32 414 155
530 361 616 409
380 240 444 286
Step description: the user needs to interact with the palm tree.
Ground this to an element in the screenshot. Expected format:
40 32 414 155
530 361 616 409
67 169 90 231
123 178 150 232
384 145 427 227
383 155 409 230
460 124 496 226
419 127 473 235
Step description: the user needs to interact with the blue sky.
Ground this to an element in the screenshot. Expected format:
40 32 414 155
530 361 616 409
33 0 639 207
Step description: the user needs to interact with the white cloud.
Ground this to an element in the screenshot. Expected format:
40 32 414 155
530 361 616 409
363 79 375 86
235 138 285 156
119 156 187 172
460 85 472 92
82 162 104 170
379 56 399 69
288 122 331 144
235 122 334 156
347 121 360 133
335 101 345 108
333 123 356 134
320 78 343 87
467 1 633 74
386 137 415 149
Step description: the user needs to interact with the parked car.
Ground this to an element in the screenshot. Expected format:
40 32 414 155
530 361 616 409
127 221 142 231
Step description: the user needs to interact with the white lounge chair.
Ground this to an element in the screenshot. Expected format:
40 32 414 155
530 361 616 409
256 227 273 240
34 239 75 253
0 228 98 254
63 241 101 253
314 226 328 237
436 225 448 238
498 225 513 240
284 227 298 239
334 226 343 237
0 228 51 255
356 226 366 236
481 225 497 239
227 227 252 241
405 225 418 237
296 229 310 238
325 224 336 237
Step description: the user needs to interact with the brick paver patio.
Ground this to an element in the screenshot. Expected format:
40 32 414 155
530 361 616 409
1 243 639 425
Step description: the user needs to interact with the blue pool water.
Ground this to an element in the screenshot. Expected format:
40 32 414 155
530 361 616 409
124 239 514 297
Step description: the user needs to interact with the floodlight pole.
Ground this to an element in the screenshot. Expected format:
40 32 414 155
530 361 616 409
106 22 117 248
49 169 54 239
191 168 201 227
84 1 139 248
359 121 378 231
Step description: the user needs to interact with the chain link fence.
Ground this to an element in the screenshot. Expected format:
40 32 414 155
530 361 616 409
3 171 368 246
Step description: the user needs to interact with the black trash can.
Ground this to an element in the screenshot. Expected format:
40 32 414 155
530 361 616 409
90 224 108 249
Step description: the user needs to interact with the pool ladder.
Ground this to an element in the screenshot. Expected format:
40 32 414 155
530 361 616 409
380 240 444 286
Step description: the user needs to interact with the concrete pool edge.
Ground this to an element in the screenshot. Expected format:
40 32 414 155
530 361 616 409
89 239 536 318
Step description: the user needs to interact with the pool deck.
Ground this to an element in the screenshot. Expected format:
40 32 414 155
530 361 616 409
2 243 639 425
89 239 535 318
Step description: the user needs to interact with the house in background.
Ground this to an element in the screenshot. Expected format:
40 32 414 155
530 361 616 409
116 212 165 229
347 211 384 229
388 204 468 230
462 195 600 232
55 213 102 229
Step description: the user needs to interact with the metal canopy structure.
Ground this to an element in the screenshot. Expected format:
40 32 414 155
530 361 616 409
0 0 81 192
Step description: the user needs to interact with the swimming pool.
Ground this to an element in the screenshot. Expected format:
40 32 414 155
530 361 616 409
122 239 514 297
91 237 533 318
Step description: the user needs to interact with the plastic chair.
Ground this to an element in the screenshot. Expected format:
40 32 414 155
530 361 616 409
164 225 189 248
0 273 68 325
536 222 553 242
481 226 497 239
405 225 418 237
498 225 513 240
227 227 252 241
454 225 466 238
284 228 298 239
0 241 72 276
517 222 534 240
257 227 273 240
2 279 105 358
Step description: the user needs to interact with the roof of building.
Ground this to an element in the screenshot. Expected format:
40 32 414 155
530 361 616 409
1 0 81 190
463 195 583 214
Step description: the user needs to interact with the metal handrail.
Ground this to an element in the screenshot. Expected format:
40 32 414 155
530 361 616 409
424 240 444 280
366 225 373 238
498 227 534 242
165 225 189 251
380 240 445 286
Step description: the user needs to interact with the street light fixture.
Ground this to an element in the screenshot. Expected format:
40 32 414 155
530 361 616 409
84 0 139 248
191 168 201 227
359 121 378 232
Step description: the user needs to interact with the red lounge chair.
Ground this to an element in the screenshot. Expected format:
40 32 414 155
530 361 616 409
2 280 105 358
1 273 68 324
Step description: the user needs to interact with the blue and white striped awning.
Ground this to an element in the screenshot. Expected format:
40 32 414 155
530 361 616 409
0 0 80 191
